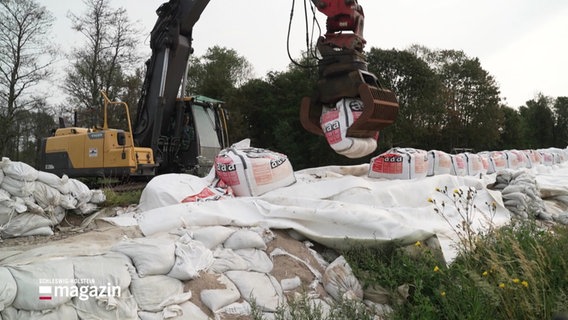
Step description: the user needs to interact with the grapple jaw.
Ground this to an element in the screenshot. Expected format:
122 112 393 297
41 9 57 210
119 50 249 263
300 69 399 138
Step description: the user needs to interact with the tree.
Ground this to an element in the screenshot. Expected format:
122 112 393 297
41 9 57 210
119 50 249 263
412 46 502 152
497 105 526 150
63 0 142 128
0 0 55 158
553 97 568 147
520 94 555 148
366 47 445 151
15 108 56 165
185 46 253 100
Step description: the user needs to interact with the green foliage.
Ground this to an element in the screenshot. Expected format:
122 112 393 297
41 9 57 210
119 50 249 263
520 94 555 148
338 188 568 320
554 97 568 146
102 189 142 207
185 45 253 100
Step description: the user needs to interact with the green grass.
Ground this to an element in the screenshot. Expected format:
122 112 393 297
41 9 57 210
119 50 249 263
101 188 142 207
340 211 568 320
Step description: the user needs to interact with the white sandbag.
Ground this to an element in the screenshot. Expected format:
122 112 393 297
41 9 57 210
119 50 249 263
0 201 17 223
36 171 70 195
138 301 208 320
234 248 273 273
200 274 241 312
281 276 302 291
224 271 285 312
1 302 77 320
539 150 556 166
523 149 541 168
111 237 175 277
32 181 61 210
7 259 75 311
167 234 214 281
21 197 44 215
214 139 296 197
322 256 363 302
215 301 252 318
0 176 34 198
67 179 92 206
176 301 210 320
504 150 525 169
191 226 235 249
223 229 267 250
18 226 54 237
463 152 485 176
130 275 184 312
477 152 491 173
208 248 249 273
0 158 39 182
72 252 133 290
59 194 78 210
0 267 17 312
1 213 53 238
73 289 138 320
427 150 452 176
10 198 27 214
487 151 508 173
89 190 106 204
320 98 378 158
0 189 10 202
75 202 98 216
449 153 467 176
369 148 428 180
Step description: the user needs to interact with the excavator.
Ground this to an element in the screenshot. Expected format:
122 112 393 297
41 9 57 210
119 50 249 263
39 0 398 178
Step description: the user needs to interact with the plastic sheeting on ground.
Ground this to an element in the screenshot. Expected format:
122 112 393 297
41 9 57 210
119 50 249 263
137 164 511 263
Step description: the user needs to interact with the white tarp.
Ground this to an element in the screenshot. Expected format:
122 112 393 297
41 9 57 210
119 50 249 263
137 164 511 263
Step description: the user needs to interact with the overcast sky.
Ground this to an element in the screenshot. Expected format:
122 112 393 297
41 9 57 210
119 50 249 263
41 0 568 108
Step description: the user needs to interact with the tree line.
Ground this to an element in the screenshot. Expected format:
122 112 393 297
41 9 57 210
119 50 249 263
1 0 567 171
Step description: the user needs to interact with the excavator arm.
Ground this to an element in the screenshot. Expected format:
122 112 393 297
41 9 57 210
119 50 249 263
133 0 398 171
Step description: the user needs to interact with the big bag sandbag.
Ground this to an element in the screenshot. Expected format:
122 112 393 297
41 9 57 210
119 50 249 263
214 140 296 197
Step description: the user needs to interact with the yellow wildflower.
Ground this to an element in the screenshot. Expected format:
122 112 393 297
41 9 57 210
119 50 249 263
440 291 446 297
521 281 529 288
499 283 506 289
415 240 422 247
482 271 488 277
433 266 440 272
512 278 520 284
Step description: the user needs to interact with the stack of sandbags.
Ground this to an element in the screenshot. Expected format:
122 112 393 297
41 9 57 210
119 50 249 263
214 139 296 197
0 157 106 238
492 170 548 220
0 225 374 319
2 259 79 319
